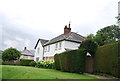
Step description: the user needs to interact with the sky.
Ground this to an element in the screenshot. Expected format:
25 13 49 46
0 0 119 51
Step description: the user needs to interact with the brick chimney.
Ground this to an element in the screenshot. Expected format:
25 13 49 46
24 47 27 50
64 24 71 35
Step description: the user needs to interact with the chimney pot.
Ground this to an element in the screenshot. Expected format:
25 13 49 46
24 47 27 50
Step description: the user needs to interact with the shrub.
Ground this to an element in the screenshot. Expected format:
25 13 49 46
0 59 2 65
2 48 21 61
2 60 20 65
20 59 34 66
29 61 37 67
54 49 87 73
94 42 120 78
36 60 55 69
79 39 98 55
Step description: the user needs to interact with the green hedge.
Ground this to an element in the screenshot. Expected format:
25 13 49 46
94 42 120 78
54 49 87 73
2 60 20 65
20 59 34 66
79 39 98 55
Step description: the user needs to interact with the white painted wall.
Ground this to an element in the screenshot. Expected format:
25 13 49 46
44 40 80 58
34 41 43 61
64 41 80 50
44 41 65 57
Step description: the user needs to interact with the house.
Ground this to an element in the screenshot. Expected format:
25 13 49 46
118 1 120 27
20 47 35 60
34 23 86 61
34 39 49 61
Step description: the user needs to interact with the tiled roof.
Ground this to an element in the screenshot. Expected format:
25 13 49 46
21 50 35 56
44 32 86 46
34 39 49 49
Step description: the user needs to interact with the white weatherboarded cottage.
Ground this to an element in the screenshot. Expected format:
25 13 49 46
34 23 86 61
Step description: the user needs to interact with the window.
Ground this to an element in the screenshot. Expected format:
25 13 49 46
23 56 28 59
59 42 62 48
55 43 58 50
37 48 40 54
48 45 50 52
36 57 39 61
45 47 46 52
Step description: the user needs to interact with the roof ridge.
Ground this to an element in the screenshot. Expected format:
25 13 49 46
39 38 49 41
71 32 86 38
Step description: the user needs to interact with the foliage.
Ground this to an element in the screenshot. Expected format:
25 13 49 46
0 51 2 65
2 60 20 65
87 34 95 40
94 42 120 78
0 59 2 65
79 39 98 55
54 54 60 70
2 48 21 61
29 61 37 67
2 65 100 79
87 25 120 46
20 59 34 66
96 25 120 46
54 49 87 73
36 60 55 69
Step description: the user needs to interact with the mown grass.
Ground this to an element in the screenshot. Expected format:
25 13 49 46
1 65 104 81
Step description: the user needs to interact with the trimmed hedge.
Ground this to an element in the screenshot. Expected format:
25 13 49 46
79 39 98 55
2 60 20 65
94 42 120 78
20 59 34 66
54 49 87 73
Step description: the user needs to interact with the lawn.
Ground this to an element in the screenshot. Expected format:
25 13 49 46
1 65 104 80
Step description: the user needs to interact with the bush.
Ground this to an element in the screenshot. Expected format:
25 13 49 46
36 60 55 69
54 49 87 73
29 61 37 67
79 39 98 55
2 60 20 65
94 42 120 78
0 59 2 65
20 59 34 66
2 48 21 61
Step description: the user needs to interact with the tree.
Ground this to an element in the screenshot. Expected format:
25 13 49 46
87 25 120 46
95 25 120 46
2 48 21 61
86 34 95 40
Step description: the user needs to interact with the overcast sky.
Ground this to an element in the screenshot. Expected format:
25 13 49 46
0 0 119 51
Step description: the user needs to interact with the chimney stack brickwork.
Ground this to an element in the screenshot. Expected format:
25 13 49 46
64 23 71 35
